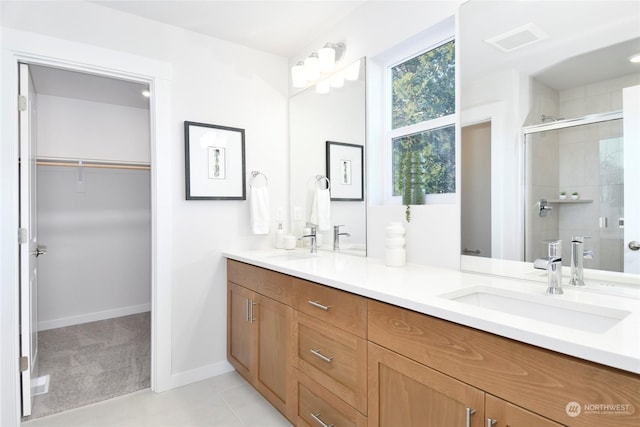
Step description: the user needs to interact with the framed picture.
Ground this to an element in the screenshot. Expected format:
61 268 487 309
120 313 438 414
184 121 246 200
326 141 363 201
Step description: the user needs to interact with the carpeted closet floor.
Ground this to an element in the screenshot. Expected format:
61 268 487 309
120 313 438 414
25 312 150 420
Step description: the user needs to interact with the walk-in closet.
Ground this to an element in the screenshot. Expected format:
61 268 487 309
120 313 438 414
24 64 152 419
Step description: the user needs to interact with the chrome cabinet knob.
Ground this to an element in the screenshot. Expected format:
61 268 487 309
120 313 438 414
629 241 640 251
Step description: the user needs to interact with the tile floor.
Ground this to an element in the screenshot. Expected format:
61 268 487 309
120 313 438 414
22 371 292 427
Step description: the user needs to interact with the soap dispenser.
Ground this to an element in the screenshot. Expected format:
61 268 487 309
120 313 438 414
275 222 284 249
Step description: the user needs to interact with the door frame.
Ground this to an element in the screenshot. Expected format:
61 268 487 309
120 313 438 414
1 29 173 426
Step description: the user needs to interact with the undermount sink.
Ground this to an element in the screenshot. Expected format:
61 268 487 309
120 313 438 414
440 286 631 333
263 251 316 261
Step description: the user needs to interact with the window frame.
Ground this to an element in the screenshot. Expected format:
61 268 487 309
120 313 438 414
383 35 456 205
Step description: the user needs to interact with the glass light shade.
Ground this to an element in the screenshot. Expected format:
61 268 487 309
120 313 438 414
304 54 320 81
291 62 307 88
330 72 344 88
344 59 361 81
318 46 336 73
316 79 330 94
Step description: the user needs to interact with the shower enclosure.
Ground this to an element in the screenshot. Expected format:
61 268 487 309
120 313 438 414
524 111 624 272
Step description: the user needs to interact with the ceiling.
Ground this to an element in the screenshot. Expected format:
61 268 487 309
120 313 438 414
29 0 367 108
27 1 640 108
91 0 367 58
29 65 150 109
460 1 640 90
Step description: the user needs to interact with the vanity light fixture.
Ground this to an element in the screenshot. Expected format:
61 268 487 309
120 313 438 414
318 42 346 73
142 89 151 97
304 52 320 81
630 53 640 63
292 42 347 88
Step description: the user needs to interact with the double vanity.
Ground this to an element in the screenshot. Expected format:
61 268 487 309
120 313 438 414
225 249 640 427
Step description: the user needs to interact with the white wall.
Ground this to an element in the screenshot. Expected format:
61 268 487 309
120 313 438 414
37 95 150 163
1 0 288 394
36 93 151 330
37 166 151 329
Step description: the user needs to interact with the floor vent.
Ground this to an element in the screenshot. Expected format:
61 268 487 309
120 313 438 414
484 23 548 53
33 375 50 396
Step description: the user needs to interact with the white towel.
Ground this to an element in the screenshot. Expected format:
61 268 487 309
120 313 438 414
250 186 270 235
310 188 331 231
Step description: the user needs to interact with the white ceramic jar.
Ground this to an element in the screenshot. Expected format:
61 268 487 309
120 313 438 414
385 222 406 267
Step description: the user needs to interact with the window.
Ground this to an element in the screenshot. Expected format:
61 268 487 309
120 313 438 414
389 39 455 204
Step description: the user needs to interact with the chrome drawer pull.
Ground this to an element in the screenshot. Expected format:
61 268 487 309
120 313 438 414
465 408 476 427
310 349 333 363
311 413 334 427
308 300 332 311
487 418 497 427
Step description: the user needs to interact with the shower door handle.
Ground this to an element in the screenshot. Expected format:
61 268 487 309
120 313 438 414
629 241 640 251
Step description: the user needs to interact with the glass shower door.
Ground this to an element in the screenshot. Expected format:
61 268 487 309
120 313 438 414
524 116 625 273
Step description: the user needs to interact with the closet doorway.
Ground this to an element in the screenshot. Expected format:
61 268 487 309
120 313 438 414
21 63 152 420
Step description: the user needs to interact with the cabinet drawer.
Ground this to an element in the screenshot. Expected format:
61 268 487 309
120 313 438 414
368 300 640 427
293 278 367 338
296 312 367 414
297 370 367 427
227 259 294 305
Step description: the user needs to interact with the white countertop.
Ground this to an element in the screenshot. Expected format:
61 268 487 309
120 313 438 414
223 248 640 375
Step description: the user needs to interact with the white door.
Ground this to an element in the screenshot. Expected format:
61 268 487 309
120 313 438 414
19 63 40 417
623 86 640 274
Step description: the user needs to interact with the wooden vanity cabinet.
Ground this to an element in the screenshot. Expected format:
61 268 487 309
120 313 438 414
368 341 485 427
368 300 640 427
296 370 367 427
227 260 639 427
227 262 296 422
485 394 563 427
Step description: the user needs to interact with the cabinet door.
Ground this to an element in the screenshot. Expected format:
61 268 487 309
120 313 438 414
368 342 484 427
254 292 296 421
486 394 563 427
227 282 256 381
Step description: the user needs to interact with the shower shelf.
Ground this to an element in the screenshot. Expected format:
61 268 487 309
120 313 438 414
548 199 593 204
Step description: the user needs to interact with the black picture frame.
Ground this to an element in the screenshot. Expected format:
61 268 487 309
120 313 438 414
184 121 246 200
326 141 364 201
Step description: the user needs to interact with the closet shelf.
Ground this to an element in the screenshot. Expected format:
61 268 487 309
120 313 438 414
36 158 150 171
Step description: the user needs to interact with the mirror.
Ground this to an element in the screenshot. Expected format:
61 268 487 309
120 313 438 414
289 58 366 255
460 1 640 275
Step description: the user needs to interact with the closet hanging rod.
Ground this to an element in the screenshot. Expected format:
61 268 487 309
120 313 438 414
36 159 150 171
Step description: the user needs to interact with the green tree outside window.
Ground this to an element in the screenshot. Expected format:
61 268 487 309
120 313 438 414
391 40 455 216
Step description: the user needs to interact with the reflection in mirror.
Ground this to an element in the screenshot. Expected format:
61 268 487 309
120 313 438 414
524 113 627 273
289 58 366 255
459 1 640 277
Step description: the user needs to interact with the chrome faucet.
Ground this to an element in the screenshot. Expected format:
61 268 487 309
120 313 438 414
569 236 593 287
300 225 318 254
534 240 563 295
333 225 350 251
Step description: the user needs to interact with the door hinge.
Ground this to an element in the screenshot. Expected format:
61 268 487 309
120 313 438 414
18 95 27 112
18 228 27 244
19 356 28 372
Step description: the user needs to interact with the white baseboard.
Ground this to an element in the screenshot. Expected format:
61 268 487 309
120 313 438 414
38 303 151 331
168 360 235 390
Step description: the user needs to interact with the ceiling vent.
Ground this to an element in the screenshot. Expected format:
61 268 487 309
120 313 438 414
484 23 548 53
